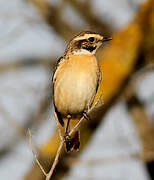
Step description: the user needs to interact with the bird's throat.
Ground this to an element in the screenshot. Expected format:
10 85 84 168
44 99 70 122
82 46 96 52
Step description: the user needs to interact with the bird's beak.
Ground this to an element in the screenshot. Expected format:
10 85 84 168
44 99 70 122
102 36 112 42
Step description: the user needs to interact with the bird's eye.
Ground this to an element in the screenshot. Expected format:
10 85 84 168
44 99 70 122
88 37 94 42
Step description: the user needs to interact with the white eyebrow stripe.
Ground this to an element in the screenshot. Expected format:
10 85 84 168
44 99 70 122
74 34 102 41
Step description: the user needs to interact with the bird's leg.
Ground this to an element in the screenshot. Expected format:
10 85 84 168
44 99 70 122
64 115 74 152
65 116 71 135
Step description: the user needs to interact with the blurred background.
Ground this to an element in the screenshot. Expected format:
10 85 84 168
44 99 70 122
0 0 154 179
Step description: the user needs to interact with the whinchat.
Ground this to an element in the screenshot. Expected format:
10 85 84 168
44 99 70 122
52 31 112 152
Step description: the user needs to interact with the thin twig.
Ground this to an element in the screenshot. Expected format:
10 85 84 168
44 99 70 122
29 93 103 180
91 93 103 110
28 129 47 176
46 140 64 180
45 112 64 180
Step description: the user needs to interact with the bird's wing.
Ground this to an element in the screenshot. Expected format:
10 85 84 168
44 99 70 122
96 66 102 93
52 56 64 126
52 56 63 83
99 67 102 84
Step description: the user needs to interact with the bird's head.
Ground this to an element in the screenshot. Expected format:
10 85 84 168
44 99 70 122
65 31 112 55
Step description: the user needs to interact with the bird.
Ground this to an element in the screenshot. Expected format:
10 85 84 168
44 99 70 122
52 31 112 152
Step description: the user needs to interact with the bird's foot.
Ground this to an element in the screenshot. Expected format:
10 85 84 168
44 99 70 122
83 111 90 120
64 134 74 153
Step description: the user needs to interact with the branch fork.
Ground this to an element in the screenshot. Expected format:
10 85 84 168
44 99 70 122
28 93 103 180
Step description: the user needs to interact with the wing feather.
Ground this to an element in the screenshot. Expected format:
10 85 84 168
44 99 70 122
52 56 64 126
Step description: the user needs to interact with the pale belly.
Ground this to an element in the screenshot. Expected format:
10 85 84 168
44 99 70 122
54 58 99 115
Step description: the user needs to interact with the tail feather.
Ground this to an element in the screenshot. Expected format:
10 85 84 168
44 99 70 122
55 107 64 126
74 131 80 150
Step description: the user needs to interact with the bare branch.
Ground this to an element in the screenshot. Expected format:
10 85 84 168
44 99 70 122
67 0 112 34
28 129 47 176
28 0 76 40
0 57 56 73
29 93 103 180
45 112 64 180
